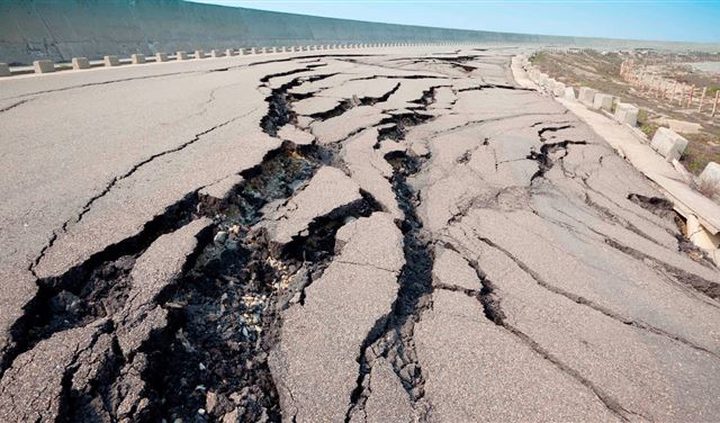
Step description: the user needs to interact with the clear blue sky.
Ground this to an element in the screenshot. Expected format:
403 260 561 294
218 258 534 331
190 1 720 43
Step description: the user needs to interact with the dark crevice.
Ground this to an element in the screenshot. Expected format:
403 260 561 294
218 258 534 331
537 124 573 142
605 238 720 300
627 194 676 220
349 74 448 81
457 83 535 92
527 140 588 181
373 112 434 149
626 194 715 266
583 193 665 247
62 329 126 423
308 99 353 121
56 321 116 423
448 239 635 421
346 150 433 422
410 85 452 107
114 142 340 422
247 54 375 68
2 191 201 378
473 235 720 360
359 82 401 106
284 191 383 306
29 115 245 280
259 68 337 136
258 64 326 84
2 137 334 420
0 98 32 113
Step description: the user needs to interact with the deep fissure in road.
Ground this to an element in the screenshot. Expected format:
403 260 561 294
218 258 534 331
346 149 434 421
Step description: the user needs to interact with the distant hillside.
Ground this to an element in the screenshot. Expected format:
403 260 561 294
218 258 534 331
0 0 718 65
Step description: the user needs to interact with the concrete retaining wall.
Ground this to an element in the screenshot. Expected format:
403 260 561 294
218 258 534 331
3 0 717 65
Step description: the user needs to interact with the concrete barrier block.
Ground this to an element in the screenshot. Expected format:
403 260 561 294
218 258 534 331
592 93 614 111
700 162 720 187
578 87 598 106
71 57 90 70
176 51 188 60
155 52 169 62
210 49 221 58
687 214 720 250
34 59 56 73
0 63 10 77
194 50 206 59
651 127 689 162
131 54 145 64
552 81 566 97
103 55 119 67
225 49 236 57
613 103 639 126
564 87 576 100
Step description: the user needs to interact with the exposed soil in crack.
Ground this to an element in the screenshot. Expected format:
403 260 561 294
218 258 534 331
528 140 588 181
360 82 401 106
346 150 434 422
259 66 336 136
308 99 354 121
374 112 434 149
2 192 201 377
0 136 355 422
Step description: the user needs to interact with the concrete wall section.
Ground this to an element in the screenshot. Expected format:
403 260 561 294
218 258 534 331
3 0 718 65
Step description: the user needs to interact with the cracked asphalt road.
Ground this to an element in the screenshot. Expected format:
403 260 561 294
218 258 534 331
1 46 720 422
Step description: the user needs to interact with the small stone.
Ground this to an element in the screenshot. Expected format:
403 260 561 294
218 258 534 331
206 391 218 413
198 408 206 415
214 231 228 244
222 408 239 423
199 362 207 371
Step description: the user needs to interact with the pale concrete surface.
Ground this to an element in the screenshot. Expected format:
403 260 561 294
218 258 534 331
578 86 598 106
614 102 639 126
701 161 720 185
592 92 614 111
1 46 719 422
651 127 689 162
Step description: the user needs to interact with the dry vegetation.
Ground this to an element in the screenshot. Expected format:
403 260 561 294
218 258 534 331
531 49 720 177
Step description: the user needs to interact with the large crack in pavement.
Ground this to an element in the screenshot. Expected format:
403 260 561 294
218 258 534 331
346 151 434 422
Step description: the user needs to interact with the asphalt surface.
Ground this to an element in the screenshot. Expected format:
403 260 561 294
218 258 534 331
1 46 720 422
